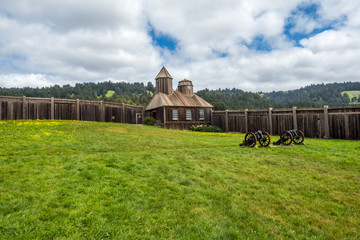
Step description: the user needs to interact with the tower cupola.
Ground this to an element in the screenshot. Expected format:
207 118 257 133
177 79 193 96
155 66 173 95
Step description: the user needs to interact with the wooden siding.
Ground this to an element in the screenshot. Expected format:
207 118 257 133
0 96 144 124
146 107 212 130
213 106 360 140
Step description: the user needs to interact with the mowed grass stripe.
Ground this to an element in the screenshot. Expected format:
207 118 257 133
0 120 359 239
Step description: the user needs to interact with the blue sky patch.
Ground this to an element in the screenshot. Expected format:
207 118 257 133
212 49 228 58
0 55 26 72
245 36 272 52
148 22 178 52
284 2 346 47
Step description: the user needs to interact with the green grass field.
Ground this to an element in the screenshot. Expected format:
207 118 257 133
0 120 359 239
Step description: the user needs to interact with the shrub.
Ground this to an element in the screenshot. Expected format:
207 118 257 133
190 125 223 132
143 116 156 126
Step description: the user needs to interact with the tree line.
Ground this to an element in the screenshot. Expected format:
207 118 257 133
0 81 359 109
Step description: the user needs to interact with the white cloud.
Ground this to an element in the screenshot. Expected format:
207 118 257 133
0 73 64 88
0 0 360 92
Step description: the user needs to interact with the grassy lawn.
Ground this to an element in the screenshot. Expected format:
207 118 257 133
0 120 359 239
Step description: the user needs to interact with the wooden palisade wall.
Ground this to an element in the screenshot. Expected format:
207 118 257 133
0 96 144 124
212 106 360 140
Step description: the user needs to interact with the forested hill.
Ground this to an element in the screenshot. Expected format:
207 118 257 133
0 81 156 106
195 89 281 110
263 82 360 108
0 81 359 109
197 82 360 109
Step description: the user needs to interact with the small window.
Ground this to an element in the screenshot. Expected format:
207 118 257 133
186 110 192 120
199 110 204 120
172 109 178 120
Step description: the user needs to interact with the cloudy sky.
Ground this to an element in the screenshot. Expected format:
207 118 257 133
0 0 360 92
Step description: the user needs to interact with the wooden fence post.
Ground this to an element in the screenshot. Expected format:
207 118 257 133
8 101 14 120
163 107 166 128
122 103 125 123
292 106 298 130
76 99 80 120
22 96 28 120
225 110 229 132
142 107 145 124
323 105 330 139
50 97 55 120
211 110 214 126
268 107 273 135
100 101 105 122
344 114 350 140
0 100 2 120
244 109 248 133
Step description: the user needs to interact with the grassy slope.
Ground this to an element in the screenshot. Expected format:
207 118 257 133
0 120 359 239
341 90 360 104
105 90 115 98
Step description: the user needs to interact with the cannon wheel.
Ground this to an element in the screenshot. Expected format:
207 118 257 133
293 130 305 144
244 132 257 147
259 131 271 147
280 131 293 145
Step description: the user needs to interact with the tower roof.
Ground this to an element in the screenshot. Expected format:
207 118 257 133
178 79 193 86
155 66 173 79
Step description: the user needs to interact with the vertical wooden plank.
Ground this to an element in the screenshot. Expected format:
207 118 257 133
268 108 273 135
9 101 14 120
100 101 105 122
292 106 298 130
142 107 145 124
211 110 214 126
50 97 55 120
122 103 125 123
244 109 248 133
22 96 28 120
323 105 330 139
344 114 350 140
36 102 39 119
0 101 2 120
163 106 166 129
76 99 80 120
225 110 229 132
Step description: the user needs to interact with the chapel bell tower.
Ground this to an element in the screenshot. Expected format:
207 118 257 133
155 66 173 95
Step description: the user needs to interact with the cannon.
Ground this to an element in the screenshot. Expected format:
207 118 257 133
274 129 305 145
240 130 271 147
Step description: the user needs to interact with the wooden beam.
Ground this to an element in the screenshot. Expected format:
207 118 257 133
225 110 229 132
344 114 350 140
22 96 28 120
76 99 80 120
292 106 298 130
142 107 145 124
323 105 330 139
163 107 167 128
100 101 105 122
244 109 248 133
9 101 14 120
268 107 273 135
50 97 55 120
122 103 125 123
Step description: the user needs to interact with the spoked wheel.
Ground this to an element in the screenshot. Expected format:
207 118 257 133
280 131 293 145
293 130 305 144
259 131 271 147
244 132 257 147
